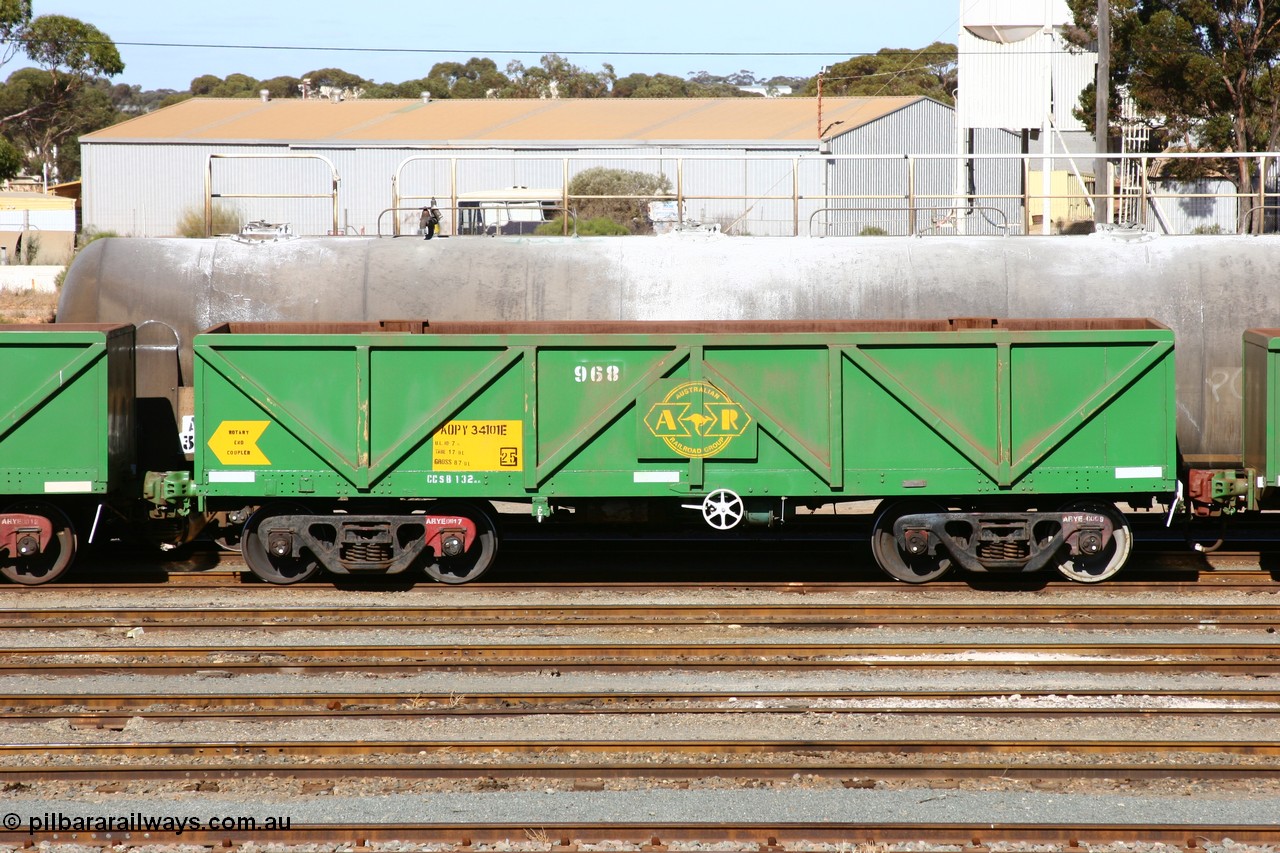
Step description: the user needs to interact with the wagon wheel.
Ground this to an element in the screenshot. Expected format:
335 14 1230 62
1054 500 1132 584
0 501 77 585
424 502 499 585
870 500 951 584
242 502 321 585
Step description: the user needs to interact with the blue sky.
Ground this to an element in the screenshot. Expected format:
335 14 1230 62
32 1 966 92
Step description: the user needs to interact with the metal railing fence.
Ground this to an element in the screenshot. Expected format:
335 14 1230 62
204 151 1280 238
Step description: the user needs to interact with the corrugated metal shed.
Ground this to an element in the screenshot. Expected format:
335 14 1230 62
1147 180 1239 235
84 97 921 145
80 96 958 237
821 102 1022 236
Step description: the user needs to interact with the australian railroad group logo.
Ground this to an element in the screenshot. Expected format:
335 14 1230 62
644 380 752 458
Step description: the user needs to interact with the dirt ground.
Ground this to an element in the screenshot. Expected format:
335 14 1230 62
0 290 57 323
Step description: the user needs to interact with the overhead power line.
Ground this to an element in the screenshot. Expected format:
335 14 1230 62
94 41 1070 60
106 41 914 58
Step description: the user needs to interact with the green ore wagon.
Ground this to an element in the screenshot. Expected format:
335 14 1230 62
192 319 1177 585
1191 328 1280 517
0 324 135 584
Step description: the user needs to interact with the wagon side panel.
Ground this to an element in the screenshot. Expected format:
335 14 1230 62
839 324 1176 497
0 324 134 497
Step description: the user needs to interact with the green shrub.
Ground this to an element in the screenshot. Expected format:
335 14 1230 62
859 225 889 236
19 233 39 264
80 229 119 247
567 167 673 233
535 215 630 236
176 204 241 237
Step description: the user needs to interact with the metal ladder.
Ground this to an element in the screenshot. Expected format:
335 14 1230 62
1117 91 1149 226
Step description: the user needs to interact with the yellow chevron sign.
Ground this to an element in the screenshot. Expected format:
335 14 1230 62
207 420 271 465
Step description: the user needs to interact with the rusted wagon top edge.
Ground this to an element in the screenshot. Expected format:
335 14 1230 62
200 318 1172 337
0 323 133 334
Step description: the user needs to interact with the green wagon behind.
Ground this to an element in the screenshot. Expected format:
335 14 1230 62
0 324 134 583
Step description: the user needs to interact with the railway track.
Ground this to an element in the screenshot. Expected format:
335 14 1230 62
8 601 1280 629
12 737 1280 759
0 821 1273 847
14 689 1280 723
5 641 1280 675
6 572 1280 846
34 559 1280 591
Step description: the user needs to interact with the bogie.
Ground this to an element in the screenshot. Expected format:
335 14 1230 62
0 502 77 585
868 498 1136 584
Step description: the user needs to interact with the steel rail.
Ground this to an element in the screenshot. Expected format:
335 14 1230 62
0 821 1273 846
29 578 1280 593
5 640 1279 658
6 738 1280 758
6 688 1280 709
5 641 1280 674
34 704 1280 727
4 601 1280 629
33 566 1280 592
0 759 1274 782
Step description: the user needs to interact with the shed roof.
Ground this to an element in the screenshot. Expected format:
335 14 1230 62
83 96 930 145
0 191 76 210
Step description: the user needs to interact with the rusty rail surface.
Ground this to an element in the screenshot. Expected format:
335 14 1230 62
28 704 1280 726
4 641 1280 675
8 738 1280 759
27 560 1280 591
0 758 1275 782
4 687 1280 710
0 821 1275 846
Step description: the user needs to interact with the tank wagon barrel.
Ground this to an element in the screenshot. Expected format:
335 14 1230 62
56 234 1280 460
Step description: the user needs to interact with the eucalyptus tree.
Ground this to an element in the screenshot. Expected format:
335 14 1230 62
1067 0 1280 232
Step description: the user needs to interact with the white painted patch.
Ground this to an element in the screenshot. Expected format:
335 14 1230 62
634 471 681 483
1115 466 1162 479
208 470 256 483
179 415 195 455
43 481 92 493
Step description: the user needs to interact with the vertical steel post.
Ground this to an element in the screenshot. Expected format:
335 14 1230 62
1258 154 1268 234
449 158 458 238
331 171 340 236
204 156 213 238
1022 153 1031 235
792 158 800 237
391 173 401 237
1041 115 1052 235
677 157 686 231
1094 0 1111 227
907 156 917 237
1140 155 1149 229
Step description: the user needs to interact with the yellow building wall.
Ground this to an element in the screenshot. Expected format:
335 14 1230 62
1028 170 1095 233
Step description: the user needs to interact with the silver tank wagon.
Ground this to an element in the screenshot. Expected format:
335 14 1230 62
58 232 1280 458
